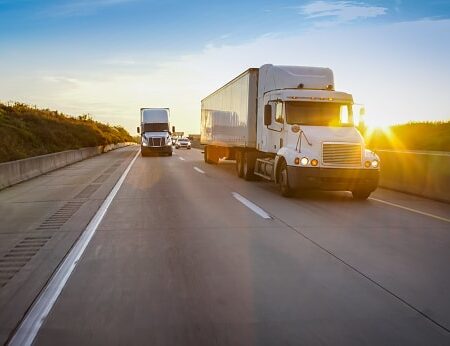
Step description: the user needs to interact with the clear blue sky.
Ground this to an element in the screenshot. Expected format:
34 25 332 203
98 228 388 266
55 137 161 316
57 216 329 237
1 0 449 133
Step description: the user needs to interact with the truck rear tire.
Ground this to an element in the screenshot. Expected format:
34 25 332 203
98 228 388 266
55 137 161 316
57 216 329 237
236 151 244 177
352 189 371 200
278 160 294 197
204 146 219 164
242 152 256 181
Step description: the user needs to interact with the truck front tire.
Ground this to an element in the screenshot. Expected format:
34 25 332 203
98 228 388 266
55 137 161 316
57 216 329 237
278 160 294 197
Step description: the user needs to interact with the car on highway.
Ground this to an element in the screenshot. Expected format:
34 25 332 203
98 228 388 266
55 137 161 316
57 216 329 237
175 138 191 149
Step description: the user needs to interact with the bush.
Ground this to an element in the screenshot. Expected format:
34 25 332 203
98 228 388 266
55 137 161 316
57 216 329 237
0 102 134 163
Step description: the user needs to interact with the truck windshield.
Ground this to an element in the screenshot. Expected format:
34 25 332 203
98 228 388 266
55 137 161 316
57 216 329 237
142 123 169 132
285 102 353 126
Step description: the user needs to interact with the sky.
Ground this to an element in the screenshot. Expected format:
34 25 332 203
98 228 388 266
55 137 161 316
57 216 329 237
0 0 449 134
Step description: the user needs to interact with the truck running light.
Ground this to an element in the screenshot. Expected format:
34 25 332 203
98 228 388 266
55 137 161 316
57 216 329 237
311 159 318 166
364 161 371 168
295 157 300 165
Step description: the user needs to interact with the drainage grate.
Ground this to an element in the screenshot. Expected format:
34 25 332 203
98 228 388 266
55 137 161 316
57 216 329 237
36 201 84 230
0 236 51 287
74 185 100 199
102 161 122 174
93 174 110 184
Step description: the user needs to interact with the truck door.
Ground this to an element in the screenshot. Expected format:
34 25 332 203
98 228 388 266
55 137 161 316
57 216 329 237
265 101 285 153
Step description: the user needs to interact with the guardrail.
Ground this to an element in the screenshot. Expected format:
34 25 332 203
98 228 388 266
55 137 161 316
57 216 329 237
0 143 135 190
377 150 450 203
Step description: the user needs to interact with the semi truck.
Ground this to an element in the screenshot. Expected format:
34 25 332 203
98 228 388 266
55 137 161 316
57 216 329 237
137 108 173 156
200 64 380 199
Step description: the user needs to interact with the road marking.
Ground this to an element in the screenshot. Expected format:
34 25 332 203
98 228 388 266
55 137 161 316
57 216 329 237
179 157 185 161
232 192 272 219
193 167 205 174
8 150 140 346
369 197 450 223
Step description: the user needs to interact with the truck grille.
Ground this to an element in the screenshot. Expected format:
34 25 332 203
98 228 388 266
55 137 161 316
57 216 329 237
322 143 361 166
150 137 164 147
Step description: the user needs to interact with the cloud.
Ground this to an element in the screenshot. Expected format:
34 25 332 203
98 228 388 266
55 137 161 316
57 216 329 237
299 1 387 24
41 0 135 17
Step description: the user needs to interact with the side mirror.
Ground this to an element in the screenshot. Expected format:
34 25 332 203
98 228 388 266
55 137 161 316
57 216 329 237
264 104 272 126
136 126 140 134
172 126 175 133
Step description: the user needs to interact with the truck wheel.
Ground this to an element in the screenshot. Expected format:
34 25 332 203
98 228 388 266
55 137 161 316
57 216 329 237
242 152 255 181
236 151 244 177
278 160 294 197
204 146 219 164
352 189 371 200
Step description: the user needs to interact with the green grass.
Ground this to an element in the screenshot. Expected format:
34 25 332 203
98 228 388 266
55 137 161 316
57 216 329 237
0 102 135 163
364 121 450 152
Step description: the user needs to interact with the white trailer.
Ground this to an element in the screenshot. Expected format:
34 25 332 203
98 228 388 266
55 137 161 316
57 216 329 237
138 108 173 156
201 64 380 199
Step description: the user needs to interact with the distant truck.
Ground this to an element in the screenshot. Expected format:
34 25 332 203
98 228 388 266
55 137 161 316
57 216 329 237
137 108 173 156
200 64 380 199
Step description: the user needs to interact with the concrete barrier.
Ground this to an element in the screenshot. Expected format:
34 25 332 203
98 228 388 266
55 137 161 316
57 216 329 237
0 143 134 190
377 150 450 203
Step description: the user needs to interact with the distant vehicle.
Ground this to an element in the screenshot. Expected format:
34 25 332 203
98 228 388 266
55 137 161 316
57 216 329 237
137 108 173 157
175 138 191 149
201 64 380 199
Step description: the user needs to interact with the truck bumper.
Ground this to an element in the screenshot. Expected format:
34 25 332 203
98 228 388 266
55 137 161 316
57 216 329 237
141 145 173 155
287 166 379 192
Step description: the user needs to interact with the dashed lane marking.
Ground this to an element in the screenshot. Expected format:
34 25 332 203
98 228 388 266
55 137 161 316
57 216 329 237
193 167 205 174
232 192 272 219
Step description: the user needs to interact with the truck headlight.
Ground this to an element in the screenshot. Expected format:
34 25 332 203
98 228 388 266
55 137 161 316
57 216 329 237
371 160 379 168
300 157 309 166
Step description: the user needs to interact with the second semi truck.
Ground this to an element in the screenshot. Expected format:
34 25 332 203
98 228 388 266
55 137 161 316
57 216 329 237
138 108 173 156
200 64 380 199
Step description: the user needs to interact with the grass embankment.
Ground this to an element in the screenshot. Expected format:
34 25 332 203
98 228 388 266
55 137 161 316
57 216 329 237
0 102 134 163
364 121 450 152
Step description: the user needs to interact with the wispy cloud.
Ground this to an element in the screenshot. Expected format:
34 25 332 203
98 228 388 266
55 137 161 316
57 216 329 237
299 1 387 24
41 0 135 17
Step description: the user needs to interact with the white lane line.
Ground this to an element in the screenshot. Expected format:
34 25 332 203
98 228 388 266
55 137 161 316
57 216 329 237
9 150 140 346
232 192 272 219
369 197 450 223
193 167 205 174
179 157 185 161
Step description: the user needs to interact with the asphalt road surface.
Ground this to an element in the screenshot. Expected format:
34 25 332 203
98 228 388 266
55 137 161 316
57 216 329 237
1 146 449 345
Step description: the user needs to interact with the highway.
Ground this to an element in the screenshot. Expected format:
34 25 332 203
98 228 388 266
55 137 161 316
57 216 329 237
1 146 450 345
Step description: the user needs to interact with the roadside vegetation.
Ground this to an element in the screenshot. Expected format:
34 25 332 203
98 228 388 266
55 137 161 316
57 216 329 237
364 121 450 152
0 102 135 163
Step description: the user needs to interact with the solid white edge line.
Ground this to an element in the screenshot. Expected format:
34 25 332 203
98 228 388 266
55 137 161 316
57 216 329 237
8 149 140 346
232 192 272 219
369 197 450 223
193 167 205 174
